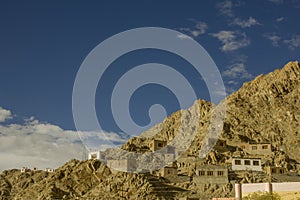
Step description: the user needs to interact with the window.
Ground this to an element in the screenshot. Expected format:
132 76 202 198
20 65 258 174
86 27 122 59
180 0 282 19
198 171 205 176
207 171 214 176
253 160 260 166
235 160 241 165
217 171 224 176
244 160 251 165
252 146 257 150
279 169 285 174
158 142 163 147
272 168 276 173
262 145 268 149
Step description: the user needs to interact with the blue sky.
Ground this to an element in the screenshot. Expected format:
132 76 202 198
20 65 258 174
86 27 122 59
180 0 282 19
0 0 300 170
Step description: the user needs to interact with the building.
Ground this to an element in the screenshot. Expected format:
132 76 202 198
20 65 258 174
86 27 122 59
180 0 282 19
194 165 229 184
158 164 178 177
88 150 105 160
44 168 55 172
107 159 137 172
149 139 167 152
164 153 175 164
231 157 262 171
238 143 272 155
235 182 300 199
20 167 29 173
264 166 287 175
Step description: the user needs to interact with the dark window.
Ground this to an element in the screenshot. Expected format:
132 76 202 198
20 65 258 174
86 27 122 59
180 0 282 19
158 143 163 147
253 160 260 166
198 171 205 176
235 160 241 165
280 169 285 174
217 171 224 176
207 171 214 176
262 145 268 149
244 160 251 165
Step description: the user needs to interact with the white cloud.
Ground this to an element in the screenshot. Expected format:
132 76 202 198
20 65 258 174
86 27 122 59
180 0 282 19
216 0 234 17
283 35 300 50
0 108 127 172
231 17 261 28
227 80 239 85
264 33 281 47
178 21 208 38
222 63 254 79
276 17 285 22
210 31 250 52
268 0 284 4
222 63 254 94
177 34 192 40
0 107 12 122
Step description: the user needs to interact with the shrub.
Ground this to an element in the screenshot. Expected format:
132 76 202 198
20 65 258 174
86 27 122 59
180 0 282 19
243 192 281 200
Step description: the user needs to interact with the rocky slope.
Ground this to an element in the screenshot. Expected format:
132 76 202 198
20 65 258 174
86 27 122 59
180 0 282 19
1 61 300 199
122 61 300 168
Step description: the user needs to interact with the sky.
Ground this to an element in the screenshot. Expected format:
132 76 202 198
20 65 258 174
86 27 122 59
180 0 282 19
0 0 300 171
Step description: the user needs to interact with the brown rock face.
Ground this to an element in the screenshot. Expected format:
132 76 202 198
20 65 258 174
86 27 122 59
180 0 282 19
1 61 300 199
224 61 300 161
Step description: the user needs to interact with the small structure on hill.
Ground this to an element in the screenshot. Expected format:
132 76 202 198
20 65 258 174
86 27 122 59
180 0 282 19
164 153 175 164
194 165 229 184
88 150 106 161
44 168 55 172
149 139 167 152
264 166 287 175
238 142 272 155
231 157 262 171
20 167 29 173
158 163 178 177
107 159 137 172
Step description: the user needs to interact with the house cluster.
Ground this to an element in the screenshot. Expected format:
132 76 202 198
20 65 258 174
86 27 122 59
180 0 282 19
20 167 55 173
88 139 178 173
88 138 289 182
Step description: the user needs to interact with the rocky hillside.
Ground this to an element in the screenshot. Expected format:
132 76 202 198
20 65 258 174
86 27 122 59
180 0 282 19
1 61 300 199
0 159 170 200
122 61 300 167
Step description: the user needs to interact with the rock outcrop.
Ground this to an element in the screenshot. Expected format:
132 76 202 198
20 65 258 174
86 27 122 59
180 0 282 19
1 61 300 199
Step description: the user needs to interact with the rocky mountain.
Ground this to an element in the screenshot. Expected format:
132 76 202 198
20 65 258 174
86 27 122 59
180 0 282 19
1 61 300 199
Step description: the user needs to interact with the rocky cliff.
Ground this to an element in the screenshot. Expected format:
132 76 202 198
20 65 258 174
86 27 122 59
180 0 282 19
1 61 300 199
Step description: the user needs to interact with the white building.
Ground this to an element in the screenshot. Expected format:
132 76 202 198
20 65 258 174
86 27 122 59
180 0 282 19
21 167 29 173
231 157 262 171
45 168 55 172
107 159 137 172
88 150 105 160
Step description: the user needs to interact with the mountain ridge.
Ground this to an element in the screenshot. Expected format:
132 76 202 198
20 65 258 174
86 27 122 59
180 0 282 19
1 61 300 199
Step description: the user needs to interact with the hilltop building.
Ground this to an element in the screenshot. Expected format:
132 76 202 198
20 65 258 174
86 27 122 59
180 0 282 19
107 159 137 172
149 139 167 152
194 165 229 184
88 150 106 161
238 143 272 155
158 165 178 177
231 157 262 171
